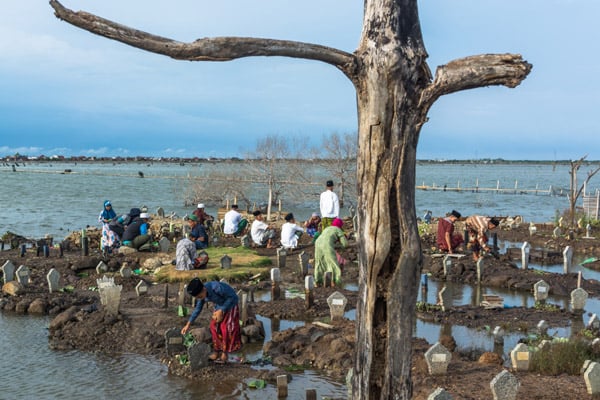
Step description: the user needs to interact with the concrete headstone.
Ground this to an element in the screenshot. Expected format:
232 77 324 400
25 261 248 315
276 248 287 268
119 264 133 278
96 261 109 275
563 246 573 274
427 388 453 400
327 291 347 321
220 255 232 269
135 280 149 296
298 251 310 276
158 237 170 253
424 342 452 375
2 260 16 283
165 327 186 356
188 342 211 371
490 370 519 400
584 362 600 396
533 280 550 302
15 265 30 286
588 314 600 330
510 343 531 371
570 287 588 312
46 268 60 293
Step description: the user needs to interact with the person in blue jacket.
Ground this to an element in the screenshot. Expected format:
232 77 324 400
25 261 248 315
181 278 241 363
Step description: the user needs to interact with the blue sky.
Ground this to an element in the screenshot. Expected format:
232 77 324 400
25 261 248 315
1 0 599 160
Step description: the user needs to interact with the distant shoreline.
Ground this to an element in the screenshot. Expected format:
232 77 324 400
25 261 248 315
1 156 598 165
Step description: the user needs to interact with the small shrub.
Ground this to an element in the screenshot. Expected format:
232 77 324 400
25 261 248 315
530 339 597 375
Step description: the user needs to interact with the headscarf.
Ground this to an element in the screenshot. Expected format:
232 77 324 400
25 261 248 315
100 200 117 221
332 217 343 228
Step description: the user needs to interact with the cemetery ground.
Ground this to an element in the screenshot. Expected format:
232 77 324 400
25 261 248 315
2 219 600 398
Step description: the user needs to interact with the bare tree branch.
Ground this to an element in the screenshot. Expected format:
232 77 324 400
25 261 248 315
419 53 532 108
49 0 357 74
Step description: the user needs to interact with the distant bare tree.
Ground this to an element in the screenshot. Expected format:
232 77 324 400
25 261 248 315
320 131 357 207
568 155 600 228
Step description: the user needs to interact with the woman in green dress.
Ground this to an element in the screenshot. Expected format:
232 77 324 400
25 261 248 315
314 217 347 287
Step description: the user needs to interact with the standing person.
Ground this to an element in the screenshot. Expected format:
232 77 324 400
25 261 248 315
98 200 119 252
436 210 464 254
188 214 209 249
223 204 248 237
320 180 339 230
280 213 304 250
304 212 322 239
181 278 241 363
314 217 348 287
250 210 276 248
465 215 500 261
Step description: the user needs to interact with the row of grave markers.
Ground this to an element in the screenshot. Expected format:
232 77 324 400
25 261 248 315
421 339 600 399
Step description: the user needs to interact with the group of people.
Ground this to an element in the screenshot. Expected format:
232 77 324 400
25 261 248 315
98 201 152 253
435 209 500 261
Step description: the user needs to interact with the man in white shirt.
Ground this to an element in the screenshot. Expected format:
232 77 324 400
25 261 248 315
250 210 276 248
223 204 247 236
320 180 339 230
280 213 304 250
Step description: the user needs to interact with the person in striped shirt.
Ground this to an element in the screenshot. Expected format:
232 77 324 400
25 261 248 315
465 215 500 261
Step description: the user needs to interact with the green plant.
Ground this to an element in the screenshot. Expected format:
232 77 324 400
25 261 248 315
533 301 561 312
530 339 597 375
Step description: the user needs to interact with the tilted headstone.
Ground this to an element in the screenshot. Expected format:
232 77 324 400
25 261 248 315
490 370 519 400
563 246 573 274
533 280 550 302
537 320 549 335
240 234 250 248
46 268 60 293
298 251 310 277
156 207 164 217
220 254 232 269
438 286 451 312
510 343 531 371
188 342 211 371
521 242 530 270
442 255 452 276
584 362 600 396
120 264 133 278
96 275 122 315
428 387 453 400
165 327 186 356
135 280 149 296
552 226 561 238
570 287 588 313
96 261 109 275
2 260 16 283
15 265 30 286
158 237 170 253
588 314 600 330
276 248 287 268
327 291 348 321
424 342 452 375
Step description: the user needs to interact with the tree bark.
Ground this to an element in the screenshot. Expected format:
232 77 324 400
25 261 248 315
48 0 532 398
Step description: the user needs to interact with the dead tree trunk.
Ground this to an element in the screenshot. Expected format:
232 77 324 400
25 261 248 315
49 0 532 397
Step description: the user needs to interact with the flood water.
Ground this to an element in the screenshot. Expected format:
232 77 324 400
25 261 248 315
1 161 599 397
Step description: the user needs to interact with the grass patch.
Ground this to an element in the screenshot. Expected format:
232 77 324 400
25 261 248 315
530 339 597 375
154 246 272 283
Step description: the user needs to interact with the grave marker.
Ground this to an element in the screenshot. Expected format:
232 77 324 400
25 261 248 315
492 326 504 345
533 280 550 303
563 246 573 274
164 327 186 356
305 275 314 309
240 234 250 248
135 280 149 296
120 264 133 278
188 342 211 371
46 268 60 293
521 242 530 270
442 255 452 277
220 255 232 269
277 375 288 398
15 265 30 286
424 342 452 375
159 237 170 253
571 287 588 313
438 286 451 312
510 343 531 371
276 248 287 268
96 261 109 275
490 370 519 400
156 207 164 217
298 251 309 277
552 226 561 238
327 291 347 321
97 275 122 315
271 268 281 301
476 258 484 283
588 314 600 330
2 260 16 283
584 362 600 396
428 388 453 400
537 320 549 335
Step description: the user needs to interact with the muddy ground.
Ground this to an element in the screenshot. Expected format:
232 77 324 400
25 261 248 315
2 220 600 399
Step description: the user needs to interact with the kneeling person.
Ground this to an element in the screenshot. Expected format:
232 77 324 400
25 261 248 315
250 210 276 248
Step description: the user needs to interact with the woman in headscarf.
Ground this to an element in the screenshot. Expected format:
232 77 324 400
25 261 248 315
98 200 119 252
181 278 241 363
313 217 347 287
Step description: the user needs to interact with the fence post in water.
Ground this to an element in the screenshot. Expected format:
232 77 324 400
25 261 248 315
563 246 573 274
276 375 288 398
305 275 314 309
521 242 530 270
271 268 281 301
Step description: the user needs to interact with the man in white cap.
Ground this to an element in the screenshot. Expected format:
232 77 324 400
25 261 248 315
122 211 151 250
193 203 214 229
320 180 339 230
